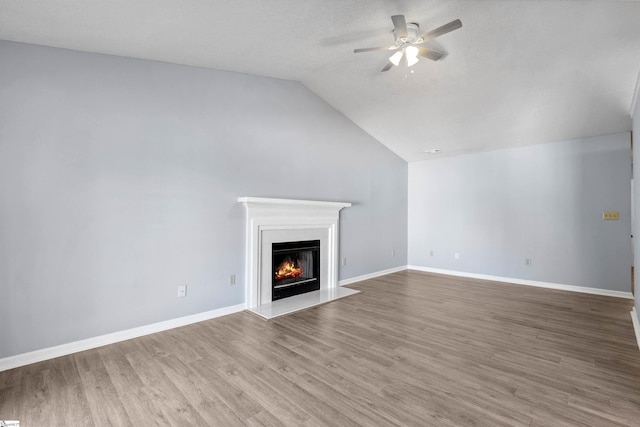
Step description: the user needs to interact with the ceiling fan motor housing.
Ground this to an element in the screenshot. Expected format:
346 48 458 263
394 23 424 45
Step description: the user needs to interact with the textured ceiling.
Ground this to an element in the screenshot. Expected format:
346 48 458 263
1 0 640 161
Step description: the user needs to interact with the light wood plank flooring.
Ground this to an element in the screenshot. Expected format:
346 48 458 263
2 270 640 426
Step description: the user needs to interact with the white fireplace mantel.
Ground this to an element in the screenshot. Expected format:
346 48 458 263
238 197 351 311
238 197 351 211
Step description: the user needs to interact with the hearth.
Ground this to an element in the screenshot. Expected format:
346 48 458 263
272 240 320 301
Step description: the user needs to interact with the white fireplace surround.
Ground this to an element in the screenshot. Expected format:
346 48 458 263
238 197 351 309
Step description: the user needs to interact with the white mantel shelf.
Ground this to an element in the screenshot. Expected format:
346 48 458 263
238 196 352 313
238 197 351 210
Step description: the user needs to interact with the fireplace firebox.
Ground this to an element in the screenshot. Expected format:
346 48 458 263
272 240 320 301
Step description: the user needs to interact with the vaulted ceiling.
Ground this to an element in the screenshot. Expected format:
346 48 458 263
2 0 640 161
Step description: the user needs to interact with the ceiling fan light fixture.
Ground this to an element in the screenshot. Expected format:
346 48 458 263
389 50 404 67
405 45 419 67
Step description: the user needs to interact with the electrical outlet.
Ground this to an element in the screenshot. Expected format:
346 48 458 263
454 253 459 260
430 250 434 257
525 258 532 267
177 284 187 298
602 211 619 220
342 257 347 266
392 249 396 257
228 274 236 285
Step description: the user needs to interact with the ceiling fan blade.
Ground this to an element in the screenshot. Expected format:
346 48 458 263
391 15 408 40
354 46 394 53
381 62 393 72
420 19 462 42
418 47 445 61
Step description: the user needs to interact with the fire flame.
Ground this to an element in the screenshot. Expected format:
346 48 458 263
275 261 303 281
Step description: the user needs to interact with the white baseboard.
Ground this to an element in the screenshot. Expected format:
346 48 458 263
0 303 245 372
631 307 640 351
339 265 408 287
408 265 634 300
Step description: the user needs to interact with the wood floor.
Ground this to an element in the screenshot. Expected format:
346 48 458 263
2 270 640 426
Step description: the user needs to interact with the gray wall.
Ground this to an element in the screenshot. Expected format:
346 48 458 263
409 133 632 292
0 41 408 358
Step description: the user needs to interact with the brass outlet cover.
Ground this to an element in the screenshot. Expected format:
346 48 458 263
602 211 619 220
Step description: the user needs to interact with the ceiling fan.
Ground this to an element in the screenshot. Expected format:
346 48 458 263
354 15 462 72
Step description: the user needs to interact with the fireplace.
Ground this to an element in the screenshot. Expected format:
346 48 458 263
272 240 320 301
238 197 352 311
